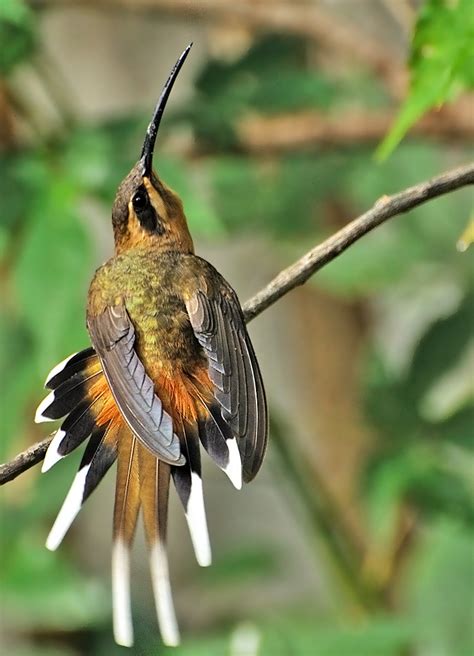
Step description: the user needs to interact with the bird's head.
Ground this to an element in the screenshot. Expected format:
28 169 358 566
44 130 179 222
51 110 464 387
112 44 193 255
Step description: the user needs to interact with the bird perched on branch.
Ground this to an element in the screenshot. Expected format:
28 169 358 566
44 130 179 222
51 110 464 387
34 44 267 648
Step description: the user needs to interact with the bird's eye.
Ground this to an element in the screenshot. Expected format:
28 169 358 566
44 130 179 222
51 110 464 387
132 190 148 211
131 185 160 233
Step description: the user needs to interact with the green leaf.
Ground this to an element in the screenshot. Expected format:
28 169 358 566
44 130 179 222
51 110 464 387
407 465 474 525
1 534 109 631
0 0 31 20
378 0 474 159
362 350 419 442
0 0 36 74
406 291 473 401
430 402 474 450
365 452 415 548
365 444 474 527
261 616 412 656
405 520 474 655
13 170 92 374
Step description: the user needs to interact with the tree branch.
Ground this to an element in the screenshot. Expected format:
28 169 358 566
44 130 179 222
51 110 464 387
0 435 55 484
1 162 472 485
242 162 474 322
236 101 474 154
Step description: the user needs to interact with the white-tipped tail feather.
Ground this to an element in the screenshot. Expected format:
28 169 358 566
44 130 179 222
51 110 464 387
185 473 212 567
42 430 66 472
224 439 242 490
44 351 79 387
46 466 89 550
150 543 180 647
112 540 134 648
35 391 56 423
35 314 265 652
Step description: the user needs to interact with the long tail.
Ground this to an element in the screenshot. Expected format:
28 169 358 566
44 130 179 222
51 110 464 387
35 347 245 647
138 444 179 647
112 432 140 647
172 418 212 567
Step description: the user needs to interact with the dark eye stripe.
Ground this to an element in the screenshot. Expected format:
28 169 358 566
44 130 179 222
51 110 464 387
131 185 161 233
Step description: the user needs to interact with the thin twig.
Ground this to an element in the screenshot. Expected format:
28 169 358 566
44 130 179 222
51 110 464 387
243 162 474 321
1 162 473 485
0 435 54 484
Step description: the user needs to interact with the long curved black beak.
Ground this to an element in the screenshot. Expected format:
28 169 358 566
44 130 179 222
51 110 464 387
140 43 192 177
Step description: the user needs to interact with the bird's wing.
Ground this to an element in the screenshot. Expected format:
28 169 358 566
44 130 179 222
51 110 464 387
185 288 267 483
87 304 184 465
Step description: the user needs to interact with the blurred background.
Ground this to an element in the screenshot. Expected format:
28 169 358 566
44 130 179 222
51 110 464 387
0 1 473 655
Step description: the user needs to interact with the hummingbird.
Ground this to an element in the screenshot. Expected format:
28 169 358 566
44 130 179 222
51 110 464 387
34 44 267 648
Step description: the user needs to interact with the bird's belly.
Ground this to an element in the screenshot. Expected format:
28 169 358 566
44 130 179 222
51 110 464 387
131 311 210 424
127 300 203 378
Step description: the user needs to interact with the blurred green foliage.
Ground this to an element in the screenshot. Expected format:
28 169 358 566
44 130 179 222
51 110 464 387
0 0 36 75
1 2 473 656
364 289 473 529
156 616 413 656
378 0 474 158
181 35 354 149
